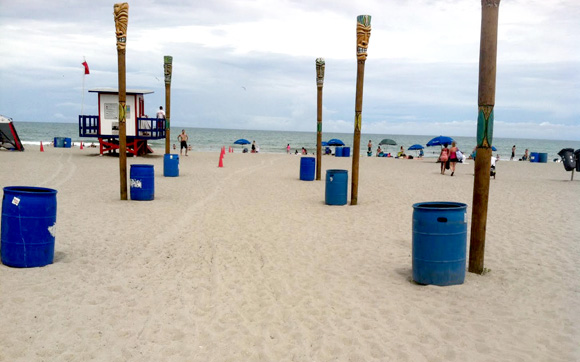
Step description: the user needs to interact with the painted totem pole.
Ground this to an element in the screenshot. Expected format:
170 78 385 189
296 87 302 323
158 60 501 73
315 58 325 181
164 55 173 154
351 15 371 206
469 0 501 274
114 2 129 200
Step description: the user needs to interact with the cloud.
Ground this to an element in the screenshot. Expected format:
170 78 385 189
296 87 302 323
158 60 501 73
0 0 578 140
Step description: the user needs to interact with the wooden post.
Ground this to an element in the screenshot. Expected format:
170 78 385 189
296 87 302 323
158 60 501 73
164 55 173 154
469 0 501 274
350 15 371 206
114 2 129 200
315 58 325 181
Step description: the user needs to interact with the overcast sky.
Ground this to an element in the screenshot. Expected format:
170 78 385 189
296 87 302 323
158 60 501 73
1 0 578 140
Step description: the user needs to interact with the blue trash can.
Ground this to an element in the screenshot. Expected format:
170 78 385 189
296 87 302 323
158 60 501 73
63 138 72 148
343 147 351 157
163 154 179 177
412 201 468 286
325 169 348 205
1 186 57 268
538 153 548 163
130 164 155 201
54 137 65 148
300 157 315 181
335 147 343 157
529 152 539 162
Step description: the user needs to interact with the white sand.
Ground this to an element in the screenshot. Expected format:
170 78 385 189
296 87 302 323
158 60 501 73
1 147 579 361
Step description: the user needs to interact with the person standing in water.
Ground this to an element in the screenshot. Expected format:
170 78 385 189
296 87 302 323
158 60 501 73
177 129 189 156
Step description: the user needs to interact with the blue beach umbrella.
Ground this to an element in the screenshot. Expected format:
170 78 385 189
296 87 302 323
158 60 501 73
327 139 345 146
321 141 329 147
233 138 251 145
491 146 497 151
408 144 424 150
426 136 454 147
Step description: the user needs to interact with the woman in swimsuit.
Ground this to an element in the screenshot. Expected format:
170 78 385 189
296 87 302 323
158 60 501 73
439 144 450 175
449 141 458 176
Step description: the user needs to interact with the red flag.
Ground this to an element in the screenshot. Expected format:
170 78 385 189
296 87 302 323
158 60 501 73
82 61 90 75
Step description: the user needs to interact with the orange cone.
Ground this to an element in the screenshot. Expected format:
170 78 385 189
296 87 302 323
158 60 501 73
40 142 44 152
80 141 84 150
218 154 224 168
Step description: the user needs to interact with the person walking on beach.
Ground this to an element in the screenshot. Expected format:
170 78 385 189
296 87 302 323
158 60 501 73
439 144 450 175
449 141 459 176
177 129 189 156
287 144 291 154
511 145 516 160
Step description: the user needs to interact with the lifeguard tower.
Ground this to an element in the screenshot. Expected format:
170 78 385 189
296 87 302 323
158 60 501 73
78 88 165 155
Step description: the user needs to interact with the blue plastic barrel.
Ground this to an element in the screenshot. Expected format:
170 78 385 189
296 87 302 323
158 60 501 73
63 138 72 148
325 169 348 205
54 137 65 148
130 164 154 201
343 147 351 157
538 153 548 163
299 157 315 181
335 147 343 157
529 152 539 162
1 186 57 268
163 154 179 177
412 202 468 286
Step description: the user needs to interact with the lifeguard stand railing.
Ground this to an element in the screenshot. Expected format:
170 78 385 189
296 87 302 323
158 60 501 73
78 115 99 137
78 116 166 140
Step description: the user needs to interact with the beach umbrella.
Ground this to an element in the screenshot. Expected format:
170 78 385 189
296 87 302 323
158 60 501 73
491 146 497 151
426 136 454 147
379 138 397 146
233 138 251 145
327 139 345 146
321 141 329 147
408 144 424 150
408 144 424 157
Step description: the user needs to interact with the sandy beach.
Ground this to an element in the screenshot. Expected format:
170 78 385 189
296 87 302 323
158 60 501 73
1 146 578 361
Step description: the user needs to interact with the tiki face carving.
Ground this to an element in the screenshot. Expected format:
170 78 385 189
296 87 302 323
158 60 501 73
315 58 325 86
164 56 173 84
114 3 129 50
356 15 371 61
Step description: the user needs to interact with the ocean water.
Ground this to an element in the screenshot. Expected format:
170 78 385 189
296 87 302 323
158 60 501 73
12 121 580 162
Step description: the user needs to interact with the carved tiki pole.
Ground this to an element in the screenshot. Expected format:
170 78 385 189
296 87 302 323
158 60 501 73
114 2 129 200
164 55 173 154
351 15 371 206
469 0 501 274
315 58 325 181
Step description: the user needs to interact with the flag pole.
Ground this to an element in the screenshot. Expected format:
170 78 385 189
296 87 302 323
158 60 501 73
350 15 371 206
469 0 501 274
315 58 325 181
114 3 129 200
81 57 86 116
